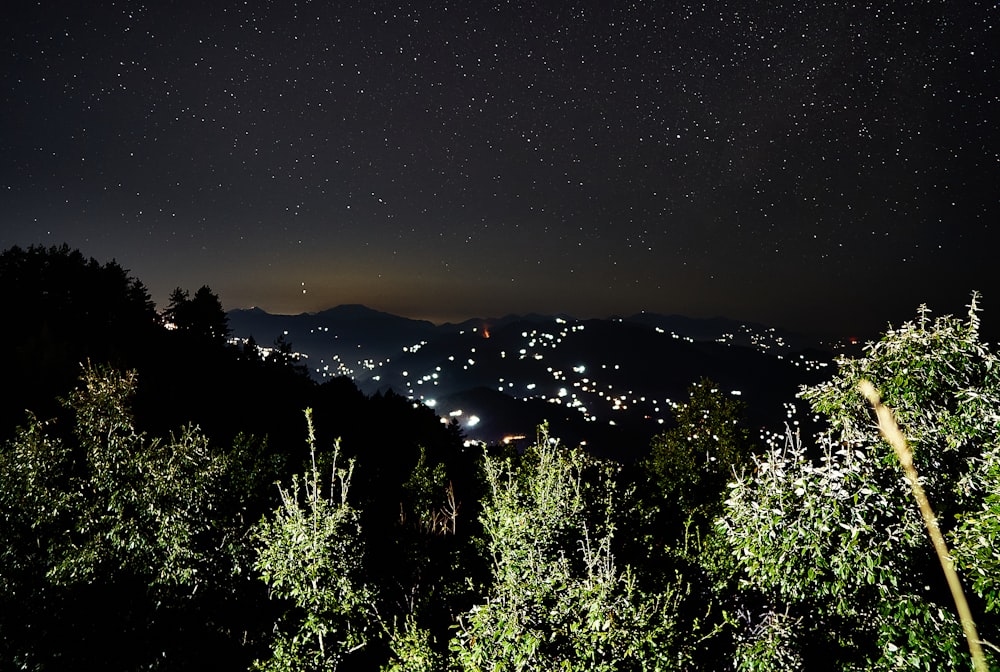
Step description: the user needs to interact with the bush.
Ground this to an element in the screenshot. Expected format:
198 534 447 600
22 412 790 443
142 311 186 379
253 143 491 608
720 294 1000 670
0 365 244 668
450 426 682 671
253 410 373 671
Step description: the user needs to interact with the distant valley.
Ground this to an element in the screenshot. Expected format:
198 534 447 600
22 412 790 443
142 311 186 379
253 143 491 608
227 305 846 456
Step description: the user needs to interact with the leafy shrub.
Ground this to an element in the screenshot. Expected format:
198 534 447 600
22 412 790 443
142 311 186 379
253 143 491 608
253 410 373 671
643 378 753 526
720 294 1000 670
450 426 682 671
0 364 242 667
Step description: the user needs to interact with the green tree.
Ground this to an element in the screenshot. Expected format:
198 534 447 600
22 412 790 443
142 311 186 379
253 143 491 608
449 426 681 671
0 364 245 668
642 378 753 531
951 446 1000 616
720 294 1000 670
253 410 374 671
633 379 752 670
52 367 232 587
400 446 456 536
380 615 443 672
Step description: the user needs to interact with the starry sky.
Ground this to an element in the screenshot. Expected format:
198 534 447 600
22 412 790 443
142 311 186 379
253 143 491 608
3 1 997 337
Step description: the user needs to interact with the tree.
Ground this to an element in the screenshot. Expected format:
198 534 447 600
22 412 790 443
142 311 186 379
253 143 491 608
164 285 230 343
253 410 374 671
634 379 753 670
642 378 753 531
720 294 1000 670
0 244 157 437
449 426 682 671
0 364 246 668
375 446 476 670
951 444 1000 617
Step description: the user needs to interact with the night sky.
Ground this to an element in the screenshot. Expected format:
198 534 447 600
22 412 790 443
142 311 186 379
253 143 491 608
3 2 996 337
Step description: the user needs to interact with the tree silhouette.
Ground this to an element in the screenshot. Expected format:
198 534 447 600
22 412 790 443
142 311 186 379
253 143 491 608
164 285 230 343
0 244 157 438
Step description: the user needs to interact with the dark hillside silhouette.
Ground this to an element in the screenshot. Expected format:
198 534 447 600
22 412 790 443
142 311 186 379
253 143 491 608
0 244 158 437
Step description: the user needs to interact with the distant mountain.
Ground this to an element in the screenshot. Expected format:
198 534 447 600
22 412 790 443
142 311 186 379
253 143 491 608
438 312 577 334
227 304 438 378
226 305 837 453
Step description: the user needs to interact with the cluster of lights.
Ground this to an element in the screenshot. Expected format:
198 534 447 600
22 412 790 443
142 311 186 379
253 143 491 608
403 340 428 354
388 317 749 430
296 315 826 443
654 327 695 343
715 325 788 351
229 336 312 367
435 408 481 429
790 353 831 372
315 353 354 378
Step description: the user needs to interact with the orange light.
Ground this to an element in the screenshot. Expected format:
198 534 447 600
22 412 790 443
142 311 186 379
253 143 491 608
483 325 491 338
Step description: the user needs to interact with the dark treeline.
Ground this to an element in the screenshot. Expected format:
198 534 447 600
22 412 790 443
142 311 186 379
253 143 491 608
1 245 997 671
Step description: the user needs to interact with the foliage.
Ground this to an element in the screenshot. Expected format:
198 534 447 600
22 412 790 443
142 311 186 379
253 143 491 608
380 615 443 672
0 244 155 331
0 364 245 667
0 365 232 587
643 378 752 518
401 445 458 535
56 368 232 587
450 426 681 671
629 379 755 668
639 377 754 560
951 445 1000 616
253 409 374 671
720 294 1000 670
367 441 484 669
